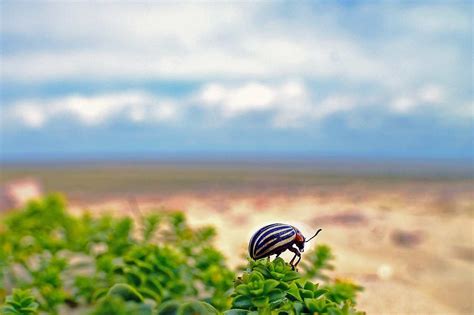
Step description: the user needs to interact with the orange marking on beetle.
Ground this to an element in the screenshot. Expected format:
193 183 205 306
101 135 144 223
295 233 304 242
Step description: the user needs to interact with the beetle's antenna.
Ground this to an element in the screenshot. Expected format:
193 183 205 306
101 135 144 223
305 228 322 243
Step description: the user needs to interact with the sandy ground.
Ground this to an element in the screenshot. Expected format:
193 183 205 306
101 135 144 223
67 182 474 315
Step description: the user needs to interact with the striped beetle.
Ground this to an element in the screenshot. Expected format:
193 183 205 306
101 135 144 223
248 223 322 269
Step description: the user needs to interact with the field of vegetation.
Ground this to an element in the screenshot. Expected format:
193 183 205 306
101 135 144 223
1 162 473 314
0 194 365 315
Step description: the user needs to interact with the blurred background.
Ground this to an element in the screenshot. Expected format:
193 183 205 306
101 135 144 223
1 1 473 314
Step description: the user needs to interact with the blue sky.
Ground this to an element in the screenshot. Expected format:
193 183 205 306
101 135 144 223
1 1 472 161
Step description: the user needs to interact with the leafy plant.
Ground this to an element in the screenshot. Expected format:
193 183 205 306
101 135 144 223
300 245 335 281
226 257 364 315
91 295 153 315
156 300 219 315
0 289 39 315
0 195 365 315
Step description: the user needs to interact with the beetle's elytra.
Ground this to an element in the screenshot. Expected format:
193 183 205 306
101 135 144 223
248 223 322 269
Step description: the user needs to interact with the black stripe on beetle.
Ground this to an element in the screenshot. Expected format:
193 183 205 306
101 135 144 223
248 223 322 270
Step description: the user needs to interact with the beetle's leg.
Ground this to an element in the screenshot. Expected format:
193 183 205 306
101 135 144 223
288 246 301 270
289 253 297 268
294 254 302 268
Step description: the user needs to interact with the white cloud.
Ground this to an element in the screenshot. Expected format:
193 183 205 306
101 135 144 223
273 95 365 128
129 105 146 122
10 103 47 128
199 82 276 117
312 96 359 120
199 84 228 105
153 102 177 121
391 97 416 114
417 85 444 104
196 81 308 119
196 81 367 128
7 81 362 130
390 84 445 114
4 81 471 131
1 1 470 95
1 2 471 131
6 91 178 128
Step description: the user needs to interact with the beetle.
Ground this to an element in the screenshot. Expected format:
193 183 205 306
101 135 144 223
248 223 322 269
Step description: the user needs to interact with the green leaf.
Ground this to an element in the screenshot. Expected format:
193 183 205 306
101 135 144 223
20 296 35 306
292 301 304 314
224 310 249 315
107 283 144 302
249 288 264 296
0 306 18 314
137 287 160 301
20 307 40 312
262 279 279 293
267 289 286 303
287 282 302 302
303 298 320 313
300 289 314 299
269 271 285 280
303 282 316 291
125 269 143 286
235 284 250 296
92 288 108 301
1 289 39 315
251 296 269 308
277 281 290 291
5 301 22 309
314 289 327 299
283 270 300 282
146 276 164 295
253 266 271 278
232 295 253 309
156 300 180 315
178 301 219 315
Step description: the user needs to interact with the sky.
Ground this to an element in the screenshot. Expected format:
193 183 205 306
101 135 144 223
0 1 473 161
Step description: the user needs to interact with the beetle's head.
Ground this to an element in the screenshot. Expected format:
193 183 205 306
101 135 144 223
295 231 305 252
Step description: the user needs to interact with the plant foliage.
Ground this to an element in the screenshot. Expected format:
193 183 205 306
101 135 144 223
226 257 363 315
0 195 364 314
